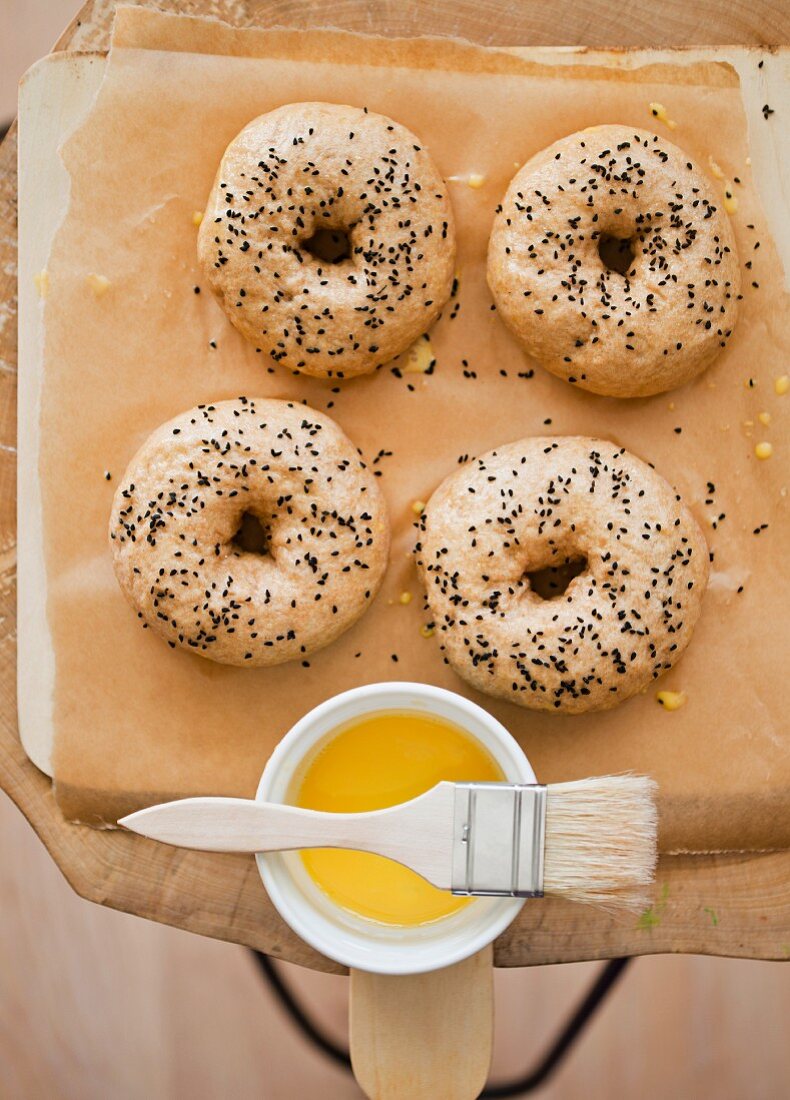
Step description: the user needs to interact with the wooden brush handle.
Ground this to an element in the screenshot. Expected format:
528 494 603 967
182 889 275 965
119 788 456 889
350 947 494 1100
122 796 387 853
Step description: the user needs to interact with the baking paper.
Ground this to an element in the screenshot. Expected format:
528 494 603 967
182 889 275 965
39 9 789 850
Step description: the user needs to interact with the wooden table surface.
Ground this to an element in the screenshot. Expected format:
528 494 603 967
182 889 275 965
1 0 789 974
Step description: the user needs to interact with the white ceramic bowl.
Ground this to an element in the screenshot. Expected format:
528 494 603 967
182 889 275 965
256 682 534 975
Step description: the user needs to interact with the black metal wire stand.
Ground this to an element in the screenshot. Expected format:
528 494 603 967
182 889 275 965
251 950 632 1096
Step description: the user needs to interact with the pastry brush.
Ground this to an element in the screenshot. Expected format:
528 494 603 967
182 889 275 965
120 775 658 909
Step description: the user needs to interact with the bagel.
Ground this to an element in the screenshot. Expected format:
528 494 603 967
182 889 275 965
487 126 740 397
415 437 708 713
109 398 389 666
198 102 456 379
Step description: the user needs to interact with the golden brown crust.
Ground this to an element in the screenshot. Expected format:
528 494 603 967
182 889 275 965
415 437 709 713
109 398 390 666
487 126 740 398
198 103 456 379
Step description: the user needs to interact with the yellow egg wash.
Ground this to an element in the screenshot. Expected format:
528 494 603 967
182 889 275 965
294 711 504 926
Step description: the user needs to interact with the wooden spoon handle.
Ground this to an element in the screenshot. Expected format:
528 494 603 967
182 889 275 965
349 946 494 1100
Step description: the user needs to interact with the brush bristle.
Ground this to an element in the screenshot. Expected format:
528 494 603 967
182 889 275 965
544 775 658 910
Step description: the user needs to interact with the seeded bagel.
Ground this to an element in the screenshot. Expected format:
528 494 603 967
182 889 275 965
198 103 456 379
487 126 740 397
415 437 708 713
109 398 389 666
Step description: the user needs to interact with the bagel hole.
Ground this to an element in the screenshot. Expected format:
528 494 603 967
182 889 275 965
302 227 352 265
526 555 588 600
598 234 636 276
232 512 270 556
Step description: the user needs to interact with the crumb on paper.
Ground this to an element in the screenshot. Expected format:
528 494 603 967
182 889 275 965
656 690 686 711
755 442 773 460
703 906 719 927
649 102 677 130
402 334 436 375
86 273 111 297
758 411 771 426
192 210 204 226
775 375 789 396
398 591 412 605
34 270 49 298
723 182 738 215
448 173 486 188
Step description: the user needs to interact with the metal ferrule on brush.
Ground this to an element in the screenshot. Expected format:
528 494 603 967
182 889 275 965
450 783 548 898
